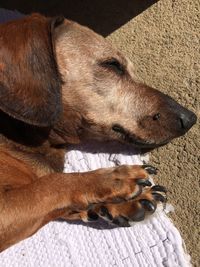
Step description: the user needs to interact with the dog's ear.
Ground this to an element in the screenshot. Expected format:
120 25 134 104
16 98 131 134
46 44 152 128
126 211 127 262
0 14 64 127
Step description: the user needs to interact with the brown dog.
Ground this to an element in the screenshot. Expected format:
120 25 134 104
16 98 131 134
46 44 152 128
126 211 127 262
0 14 196 251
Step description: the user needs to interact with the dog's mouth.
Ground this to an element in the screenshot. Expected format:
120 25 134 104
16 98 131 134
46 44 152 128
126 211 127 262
112 124 169 149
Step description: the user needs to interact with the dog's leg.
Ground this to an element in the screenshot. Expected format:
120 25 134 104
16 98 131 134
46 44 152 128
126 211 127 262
0 164 155 251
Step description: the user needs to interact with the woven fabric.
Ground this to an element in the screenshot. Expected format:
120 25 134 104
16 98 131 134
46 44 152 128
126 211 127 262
0 9 191 266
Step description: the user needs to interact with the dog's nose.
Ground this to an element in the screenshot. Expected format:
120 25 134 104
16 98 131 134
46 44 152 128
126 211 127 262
179 111 197 132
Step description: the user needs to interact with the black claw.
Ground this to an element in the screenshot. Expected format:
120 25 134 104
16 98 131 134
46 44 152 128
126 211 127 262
112 216 130 227
100 206 113 221
131 207 145 222
151 185 167 193
87 210 99 221
136 179 152 187
152 192 166 203
139 199 156 213
142 165 158 175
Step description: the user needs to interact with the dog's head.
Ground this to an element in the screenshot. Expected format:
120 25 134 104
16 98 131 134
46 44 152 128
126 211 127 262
0 14 197 149
53 17 197 148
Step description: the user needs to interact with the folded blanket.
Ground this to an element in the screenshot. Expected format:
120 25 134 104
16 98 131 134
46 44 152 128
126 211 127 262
0 9 192 267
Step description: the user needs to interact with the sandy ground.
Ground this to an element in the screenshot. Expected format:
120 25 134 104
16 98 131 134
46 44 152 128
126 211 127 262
1 0 200 265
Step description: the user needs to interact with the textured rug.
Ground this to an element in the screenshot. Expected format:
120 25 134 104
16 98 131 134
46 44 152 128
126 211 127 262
0 9 192 267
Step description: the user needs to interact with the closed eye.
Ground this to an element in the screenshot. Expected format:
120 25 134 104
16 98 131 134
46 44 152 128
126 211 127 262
100 58 125 75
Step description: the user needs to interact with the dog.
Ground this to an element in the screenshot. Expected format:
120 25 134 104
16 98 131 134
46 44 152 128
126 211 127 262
0 14 196 251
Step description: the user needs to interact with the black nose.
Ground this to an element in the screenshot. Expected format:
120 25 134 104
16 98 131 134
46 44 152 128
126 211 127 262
179 111 197 132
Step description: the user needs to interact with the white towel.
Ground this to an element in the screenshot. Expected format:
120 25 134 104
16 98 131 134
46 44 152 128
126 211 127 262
0 9 192 267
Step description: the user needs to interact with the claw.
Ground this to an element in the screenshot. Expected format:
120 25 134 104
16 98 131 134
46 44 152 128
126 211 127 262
139 199 156 213
142 165 158 175
152 192 166 203
112 216 130 227
87 210 99 221
151 185 167 193
131 207 145 222
100 206 113 221
136 179 152 187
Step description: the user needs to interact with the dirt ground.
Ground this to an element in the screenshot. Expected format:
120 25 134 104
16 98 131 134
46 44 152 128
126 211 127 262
1 0 199 265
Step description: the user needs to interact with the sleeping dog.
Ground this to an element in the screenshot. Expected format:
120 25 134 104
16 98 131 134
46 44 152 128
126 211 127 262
0 14 196 251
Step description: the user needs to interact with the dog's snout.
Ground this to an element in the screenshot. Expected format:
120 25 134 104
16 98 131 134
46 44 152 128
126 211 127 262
158 93 197 135
179 111 197 132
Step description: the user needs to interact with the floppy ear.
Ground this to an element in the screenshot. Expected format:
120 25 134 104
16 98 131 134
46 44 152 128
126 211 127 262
0 14 64 127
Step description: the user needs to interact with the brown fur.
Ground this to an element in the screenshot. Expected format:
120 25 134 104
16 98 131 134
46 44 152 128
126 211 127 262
0 14 196 251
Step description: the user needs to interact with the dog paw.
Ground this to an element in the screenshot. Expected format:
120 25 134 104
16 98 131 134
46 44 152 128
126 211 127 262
84 164 158 204
62 165 160 222
87 184 167 226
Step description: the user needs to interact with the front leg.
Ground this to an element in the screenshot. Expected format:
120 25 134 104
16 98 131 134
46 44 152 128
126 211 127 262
0 164 153 251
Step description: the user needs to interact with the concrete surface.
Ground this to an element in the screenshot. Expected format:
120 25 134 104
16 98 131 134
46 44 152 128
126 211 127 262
1 0 199 265
108 1 200 265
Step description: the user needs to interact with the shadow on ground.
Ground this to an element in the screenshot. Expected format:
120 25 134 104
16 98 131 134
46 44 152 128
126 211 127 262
1 0 157 36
